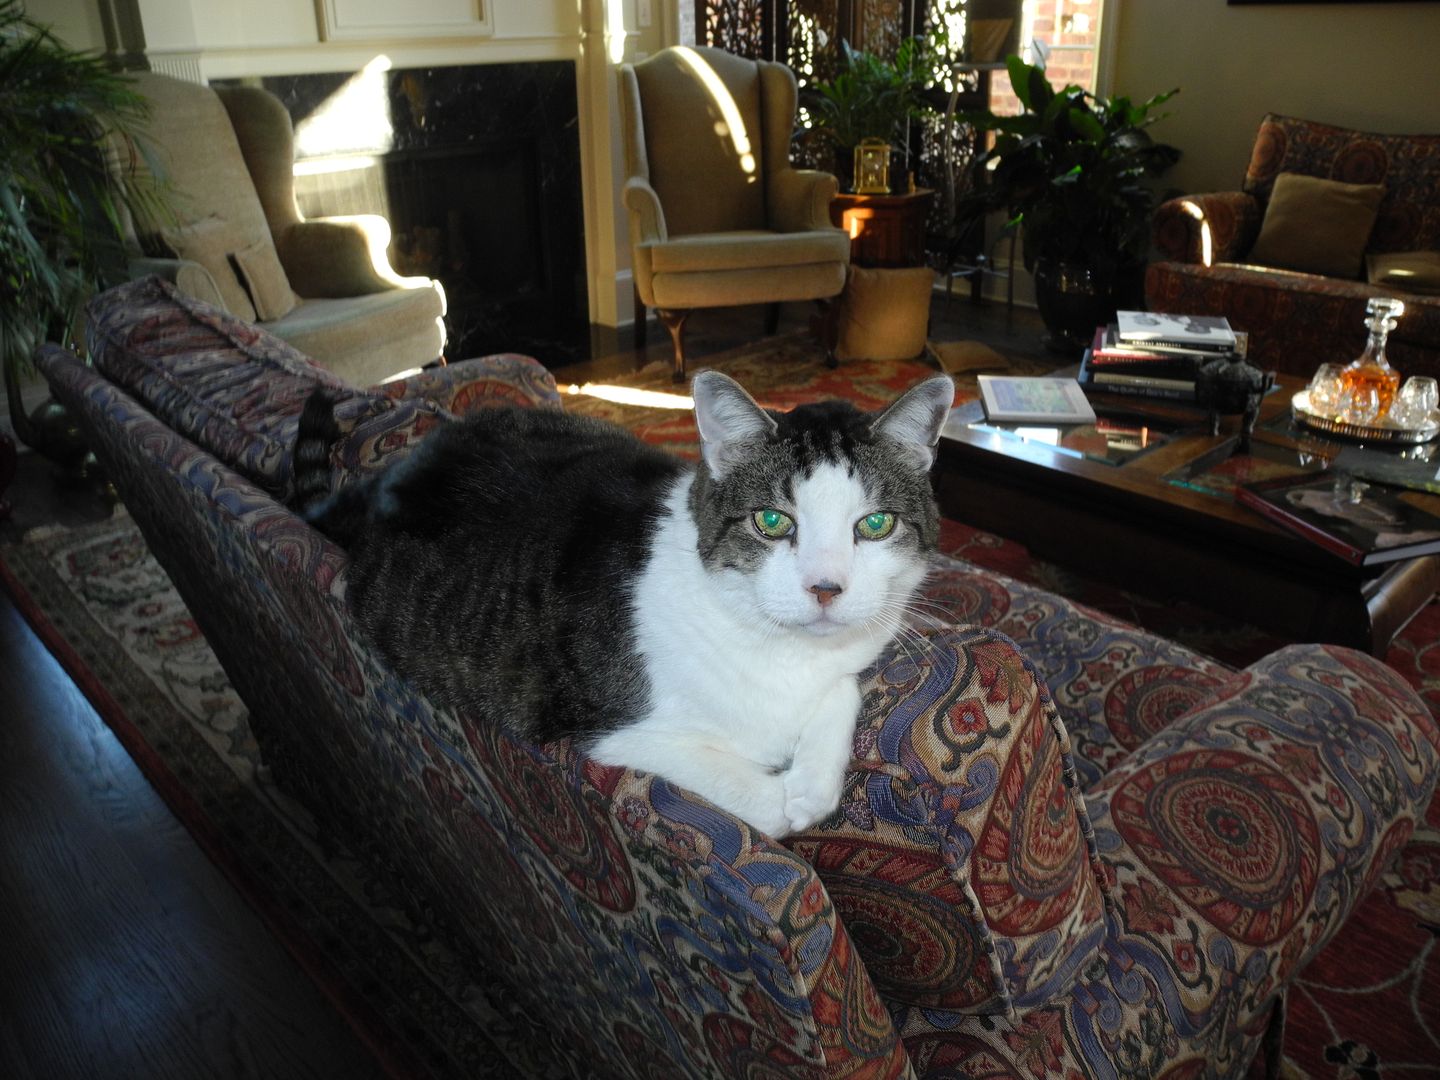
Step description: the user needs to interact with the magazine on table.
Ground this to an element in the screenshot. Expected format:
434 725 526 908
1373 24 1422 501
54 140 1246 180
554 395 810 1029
1116 311 1237 351
976 374 1097 424
1235 471 1440 566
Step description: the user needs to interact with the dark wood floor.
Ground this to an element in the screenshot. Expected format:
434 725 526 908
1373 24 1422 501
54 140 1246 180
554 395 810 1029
0 294 1051 1079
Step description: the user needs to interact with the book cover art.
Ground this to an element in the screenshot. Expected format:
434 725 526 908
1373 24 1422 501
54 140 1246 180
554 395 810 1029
1116 311 1237 349
977 375 1096 423
1236 472 1440 565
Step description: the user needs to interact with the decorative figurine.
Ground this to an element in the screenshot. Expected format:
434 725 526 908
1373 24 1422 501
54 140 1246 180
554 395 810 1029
1195 353 1273 452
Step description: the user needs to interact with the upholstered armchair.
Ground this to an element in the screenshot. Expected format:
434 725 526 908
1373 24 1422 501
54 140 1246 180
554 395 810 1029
619 47 850 380
1146 114 1440 380
119 72 447 386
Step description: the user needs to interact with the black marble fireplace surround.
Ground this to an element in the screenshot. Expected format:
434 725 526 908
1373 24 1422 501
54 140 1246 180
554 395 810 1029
231 61 588 367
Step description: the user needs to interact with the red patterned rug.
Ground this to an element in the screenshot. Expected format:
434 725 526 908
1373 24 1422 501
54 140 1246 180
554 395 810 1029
568 335 1440 1080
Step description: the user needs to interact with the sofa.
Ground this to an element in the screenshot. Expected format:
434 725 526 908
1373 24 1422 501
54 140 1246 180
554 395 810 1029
119 72 447 384
36 275 1439 1078
1147 114 1440 380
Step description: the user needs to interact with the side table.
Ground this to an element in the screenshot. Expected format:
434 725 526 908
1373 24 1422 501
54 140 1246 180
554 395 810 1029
830 188 934 268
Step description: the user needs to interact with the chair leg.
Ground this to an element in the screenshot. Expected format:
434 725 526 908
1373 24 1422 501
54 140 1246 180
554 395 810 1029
812 298 840 369
633 283 647 350
656 309 692 382
764 302 781 336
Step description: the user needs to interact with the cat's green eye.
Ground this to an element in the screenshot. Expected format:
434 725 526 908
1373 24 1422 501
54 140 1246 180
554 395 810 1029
752 508 795 539
856 512 896 541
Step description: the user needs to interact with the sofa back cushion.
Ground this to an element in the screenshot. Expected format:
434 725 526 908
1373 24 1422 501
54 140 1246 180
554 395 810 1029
85 275 412 497
1243 113 1440 255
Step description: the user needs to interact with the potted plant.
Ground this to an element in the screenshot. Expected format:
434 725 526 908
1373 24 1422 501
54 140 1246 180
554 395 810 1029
803 34 939 193
957 54 1180 349
1 0 160 467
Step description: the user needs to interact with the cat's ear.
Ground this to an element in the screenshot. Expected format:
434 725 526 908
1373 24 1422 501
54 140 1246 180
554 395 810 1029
871 375 955 471
691 371 778 478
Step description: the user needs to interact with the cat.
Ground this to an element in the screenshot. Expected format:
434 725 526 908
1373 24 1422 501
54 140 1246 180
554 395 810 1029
293 370 955 838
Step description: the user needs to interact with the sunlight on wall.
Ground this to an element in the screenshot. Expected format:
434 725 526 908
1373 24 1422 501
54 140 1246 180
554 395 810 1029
607 0 627 64
565 383 694 409
672 46 757 177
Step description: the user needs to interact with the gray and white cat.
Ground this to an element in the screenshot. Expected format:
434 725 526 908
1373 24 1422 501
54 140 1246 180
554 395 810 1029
295 371 954 837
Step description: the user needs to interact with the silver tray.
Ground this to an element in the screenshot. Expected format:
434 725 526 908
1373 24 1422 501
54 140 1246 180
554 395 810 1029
1291 390 1440 445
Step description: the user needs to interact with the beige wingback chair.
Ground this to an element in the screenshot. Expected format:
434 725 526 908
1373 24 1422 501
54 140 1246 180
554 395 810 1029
620 47 850 380
121 72 447 386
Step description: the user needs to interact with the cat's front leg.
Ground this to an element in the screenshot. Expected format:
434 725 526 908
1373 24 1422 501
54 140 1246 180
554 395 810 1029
782 676 862 833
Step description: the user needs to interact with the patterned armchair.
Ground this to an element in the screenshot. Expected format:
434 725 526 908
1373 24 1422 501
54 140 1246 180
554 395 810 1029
35 276 1440 1078
1147 114 1440 379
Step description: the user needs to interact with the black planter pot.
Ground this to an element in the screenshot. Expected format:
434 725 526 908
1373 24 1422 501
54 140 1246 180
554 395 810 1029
1032 258 1146 354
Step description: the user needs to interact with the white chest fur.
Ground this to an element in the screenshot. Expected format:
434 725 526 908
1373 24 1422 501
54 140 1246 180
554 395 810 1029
587 474 914 836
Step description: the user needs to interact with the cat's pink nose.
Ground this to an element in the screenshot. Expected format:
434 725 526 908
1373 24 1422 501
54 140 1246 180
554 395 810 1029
808 581 843 607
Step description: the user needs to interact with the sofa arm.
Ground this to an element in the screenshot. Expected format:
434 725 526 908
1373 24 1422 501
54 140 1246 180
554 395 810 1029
1086 643 1437 1021
1152 191 1262 265
277 216 433 299
377 354 561 411
785 626 1111 1017
769 167 841 233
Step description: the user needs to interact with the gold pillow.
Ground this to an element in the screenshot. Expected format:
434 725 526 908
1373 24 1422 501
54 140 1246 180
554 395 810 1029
233 238 299 321
837 265 934 362
162 216 256 321
1249 172 1384 279
1366 251 1440 295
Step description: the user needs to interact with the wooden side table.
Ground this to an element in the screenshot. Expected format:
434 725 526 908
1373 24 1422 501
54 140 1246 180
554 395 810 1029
830 188 934 268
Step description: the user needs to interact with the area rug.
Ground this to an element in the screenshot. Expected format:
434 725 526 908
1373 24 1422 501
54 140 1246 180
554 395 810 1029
3 334 1438 1079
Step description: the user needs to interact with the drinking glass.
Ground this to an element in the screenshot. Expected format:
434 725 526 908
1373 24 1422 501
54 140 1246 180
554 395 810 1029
1339 383 1381 426
1307 363 1345 415
1391 376 1439 428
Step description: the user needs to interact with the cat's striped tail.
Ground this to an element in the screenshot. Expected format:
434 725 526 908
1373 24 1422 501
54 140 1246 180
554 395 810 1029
293 388 368 548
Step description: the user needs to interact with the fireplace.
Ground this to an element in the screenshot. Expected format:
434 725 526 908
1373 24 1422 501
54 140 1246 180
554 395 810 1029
231 61 589 367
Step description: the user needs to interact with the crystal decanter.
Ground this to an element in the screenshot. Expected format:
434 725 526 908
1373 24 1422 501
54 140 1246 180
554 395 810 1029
1340 297 1406 420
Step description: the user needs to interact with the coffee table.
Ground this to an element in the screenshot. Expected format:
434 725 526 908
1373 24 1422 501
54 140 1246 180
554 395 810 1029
935 371 1440 655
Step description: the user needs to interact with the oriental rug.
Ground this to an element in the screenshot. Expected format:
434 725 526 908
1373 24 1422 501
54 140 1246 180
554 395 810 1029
2 332 1437 1080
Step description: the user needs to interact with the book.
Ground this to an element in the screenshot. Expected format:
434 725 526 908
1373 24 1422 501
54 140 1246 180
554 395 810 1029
1116 310 1237 351
1089 326 1210 372
1331 446 1440 495
1235 471 1440 566
1078 352 1197 401
977 374 1097 423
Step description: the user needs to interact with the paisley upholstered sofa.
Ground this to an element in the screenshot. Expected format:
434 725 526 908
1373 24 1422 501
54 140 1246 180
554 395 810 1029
1147 114 1440 380
37 275 1439 1078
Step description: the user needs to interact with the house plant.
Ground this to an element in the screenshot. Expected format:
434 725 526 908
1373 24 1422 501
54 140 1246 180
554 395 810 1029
1 0 160 465
957 54 1180 349
803 33 940 192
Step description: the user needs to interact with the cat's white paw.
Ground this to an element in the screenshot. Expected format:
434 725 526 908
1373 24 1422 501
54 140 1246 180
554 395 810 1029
782 766 843 833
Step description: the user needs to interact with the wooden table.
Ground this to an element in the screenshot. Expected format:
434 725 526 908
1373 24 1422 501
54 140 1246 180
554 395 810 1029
830 188 934 268
935 373 1440 655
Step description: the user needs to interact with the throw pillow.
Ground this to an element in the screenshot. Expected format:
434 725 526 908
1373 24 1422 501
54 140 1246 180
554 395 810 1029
1248 172 1384 279
837 265 934 361
1366 250 1440 295
233 237 300 321
161 216 257 322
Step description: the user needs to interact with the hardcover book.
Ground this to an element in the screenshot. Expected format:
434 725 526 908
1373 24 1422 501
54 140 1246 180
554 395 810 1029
1116 311 1237 350
1078 352 1197 402
1236 471 1440 566
976 375 1096 423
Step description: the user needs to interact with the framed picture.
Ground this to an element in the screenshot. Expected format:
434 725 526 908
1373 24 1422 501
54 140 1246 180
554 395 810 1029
318 0 492 40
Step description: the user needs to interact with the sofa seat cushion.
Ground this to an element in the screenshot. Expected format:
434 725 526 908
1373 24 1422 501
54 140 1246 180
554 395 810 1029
1146 259 1440 380
264 288 447 386
1368 250 1440 295
647 229 850 273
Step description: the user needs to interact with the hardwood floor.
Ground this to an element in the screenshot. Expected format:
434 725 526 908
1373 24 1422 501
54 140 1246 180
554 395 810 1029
0 293 1051 1079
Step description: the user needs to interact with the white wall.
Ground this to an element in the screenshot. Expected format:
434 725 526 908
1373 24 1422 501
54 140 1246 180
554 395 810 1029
1110 0 1440 197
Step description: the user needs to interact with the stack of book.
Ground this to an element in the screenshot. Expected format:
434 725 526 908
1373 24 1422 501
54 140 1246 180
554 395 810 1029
1077 311 1242 402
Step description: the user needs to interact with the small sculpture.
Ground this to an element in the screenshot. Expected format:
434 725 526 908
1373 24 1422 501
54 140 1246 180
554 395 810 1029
1195 353 1273 452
